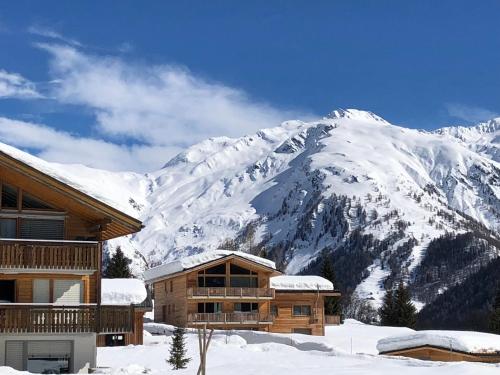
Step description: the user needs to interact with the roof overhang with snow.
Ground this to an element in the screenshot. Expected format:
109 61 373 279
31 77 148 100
101 278 148 305
270 275 337 293
0 150 143 240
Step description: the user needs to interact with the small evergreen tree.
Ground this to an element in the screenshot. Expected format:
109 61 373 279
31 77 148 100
168 326 191 370
320 252 341 316
489 283 500 334
393 282 416 329
104 247 133 278
379 289 396 326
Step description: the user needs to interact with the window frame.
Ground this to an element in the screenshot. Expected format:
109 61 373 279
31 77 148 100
292 305 312 317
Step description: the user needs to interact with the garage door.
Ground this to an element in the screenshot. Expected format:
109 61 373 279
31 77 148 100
53 280 83 304
27 341 72 374
5 341 24 371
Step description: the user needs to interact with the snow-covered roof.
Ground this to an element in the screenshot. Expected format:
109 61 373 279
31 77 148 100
270 275 334 291
377 331 500 354
101 278 147 305
144 250 277 282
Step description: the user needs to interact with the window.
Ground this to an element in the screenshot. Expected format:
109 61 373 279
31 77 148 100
0 218 17 238
229 276 258 288
1 184 18 209
293 305 311 316
0 280 16 303
20 219 64 240
198 276 225 287
230 264 257 275
205 263 226 274
22 192 53 210
105 334 125 347
270 304 278 317
170 280 173 292
234 303 258 313
197 302 222 314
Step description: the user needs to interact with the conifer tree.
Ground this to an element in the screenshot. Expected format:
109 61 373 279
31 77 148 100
489 283 500 334
379 289 396 326
320 252 341 316
168 326 191 370
104 247 133 278
393 282 417 329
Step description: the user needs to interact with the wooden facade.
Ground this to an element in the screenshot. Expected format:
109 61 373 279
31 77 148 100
0 150 146 352
381 345 500 363
150 255 340 336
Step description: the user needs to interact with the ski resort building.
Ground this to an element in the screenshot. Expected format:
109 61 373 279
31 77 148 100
144 251 341 336
0 150 147 373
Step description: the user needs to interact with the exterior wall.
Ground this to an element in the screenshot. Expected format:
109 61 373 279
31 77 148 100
270 291 325 336
97 310 146 347
0 272 98 304
0 333 97 373
383 347 500 363
153 274 188 327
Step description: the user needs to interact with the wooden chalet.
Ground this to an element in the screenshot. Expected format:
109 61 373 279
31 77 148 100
144 250 341 336
0 149 145 374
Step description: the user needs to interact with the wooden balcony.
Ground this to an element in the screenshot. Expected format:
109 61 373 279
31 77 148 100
187 312 273 325
324 315 341 325
0 304 133 334
187 287 274 299
0 239 99 271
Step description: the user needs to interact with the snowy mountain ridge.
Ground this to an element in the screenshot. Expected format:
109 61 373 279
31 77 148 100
1 109 499 310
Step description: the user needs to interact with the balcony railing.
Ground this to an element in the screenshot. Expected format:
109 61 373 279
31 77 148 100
187 287 274 299
0 304 133 334
187 312 273 325
0 239 99 270
324 315 341 325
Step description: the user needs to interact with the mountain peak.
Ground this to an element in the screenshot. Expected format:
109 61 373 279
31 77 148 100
325 108 389 124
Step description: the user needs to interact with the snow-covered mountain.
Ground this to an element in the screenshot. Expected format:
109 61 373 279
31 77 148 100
2 109 499 311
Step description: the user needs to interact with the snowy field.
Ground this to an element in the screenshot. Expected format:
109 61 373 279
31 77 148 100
1 320 498 374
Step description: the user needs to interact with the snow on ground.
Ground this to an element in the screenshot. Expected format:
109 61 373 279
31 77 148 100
377 330 500 354
91 320 500 375
101 279 147 305
1 321 498 374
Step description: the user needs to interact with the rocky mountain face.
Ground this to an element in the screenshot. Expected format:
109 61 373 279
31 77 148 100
2 109 499 319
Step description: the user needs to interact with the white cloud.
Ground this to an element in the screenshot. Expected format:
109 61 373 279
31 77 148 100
28 26 82 47
0 117 182 172
446 103 498 123
39 44 306 147
0 70 42 99
0 43 309 172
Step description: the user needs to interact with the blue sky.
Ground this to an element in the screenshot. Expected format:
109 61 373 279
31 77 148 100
0 1 499 171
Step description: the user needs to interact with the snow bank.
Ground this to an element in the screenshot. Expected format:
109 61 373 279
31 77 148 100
101 279 147 305
377 330 500 354
270 275 333 290
144 250 276 281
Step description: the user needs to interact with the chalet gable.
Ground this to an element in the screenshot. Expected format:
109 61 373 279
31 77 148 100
144 250 280 283
0 150 142 240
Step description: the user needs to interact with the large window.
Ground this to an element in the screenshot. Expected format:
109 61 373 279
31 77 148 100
293 305 311 316
234 303 258 313
229 263 258 288
198 264 226 287
197 302 222 314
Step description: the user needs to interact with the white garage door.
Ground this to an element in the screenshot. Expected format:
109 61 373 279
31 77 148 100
5 341 24 371
53 280 83 304
33 279 50 303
